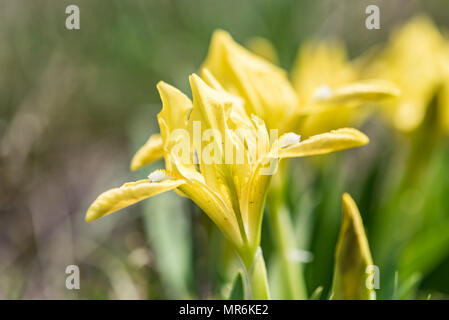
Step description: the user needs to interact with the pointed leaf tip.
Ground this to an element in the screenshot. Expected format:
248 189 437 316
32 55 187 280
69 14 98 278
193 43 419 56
228 271 245 300
331 193 375 300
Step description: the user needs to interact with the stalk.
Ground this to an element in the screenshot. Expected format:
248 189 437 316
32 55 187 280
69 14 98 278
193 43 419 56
267 162 308 299
241 247 270 300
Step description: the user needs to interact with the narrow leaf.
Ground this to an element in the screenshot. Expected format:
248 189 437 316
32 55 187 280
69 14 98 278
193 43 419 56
228 271 245 300
331 193 375 300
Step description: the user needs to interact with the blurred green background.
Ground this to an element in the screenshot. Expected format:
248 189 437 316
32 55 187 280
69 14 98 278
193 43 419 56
1 0 449 299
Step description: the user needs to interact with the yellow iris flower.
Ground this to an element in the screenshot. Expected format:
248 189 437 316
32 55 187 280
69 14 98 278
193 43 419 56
86 73 369 266
362 16 449 133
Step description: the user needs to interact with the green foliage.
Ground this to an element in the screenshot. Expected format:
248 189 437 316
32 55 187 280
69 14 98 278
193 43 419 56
228 271 245 300
2 0 449 300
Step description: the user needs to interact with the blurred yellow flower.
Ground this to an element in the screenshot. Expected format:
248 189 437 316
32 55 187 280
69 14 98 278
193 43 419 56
202 30 399 138
245 36 279 65
292 40 355 106
201 30 299 133
86 73 369 266
363 16 449 133
291 40 400 137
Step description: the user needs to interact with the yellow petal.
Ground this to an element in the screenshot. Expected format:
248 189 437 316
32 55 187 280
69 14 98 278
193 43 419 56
200 68 226 91
440 80 449 134
130 134 163 171
156 81 193 142
278 128 369 159
168 149 243 248
310 80 401 107
167 152 243 250
332 193 374 300
294 80 399 138
188 74 233 201
246 37 279 65
156 81 194 173
179 180 244 249
189 73 228 134
297 105 359 139
291 40 355 106
294 81 400 137
85 175 185 222
201 30 298 132
241 156 274 250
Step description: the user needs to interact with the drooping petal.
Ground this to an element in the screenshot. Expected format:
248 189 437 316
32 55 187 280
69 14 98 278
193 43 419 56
305 80 400 110
85 172 185 222
130 134 163 171
290 40 399 137
331 193 375 300
293 81 400 137
278 128 369 159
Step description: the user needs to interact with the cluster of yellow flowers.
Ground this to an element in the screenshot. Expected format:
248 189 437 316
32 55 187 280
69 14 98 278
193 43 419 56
85 15 449 299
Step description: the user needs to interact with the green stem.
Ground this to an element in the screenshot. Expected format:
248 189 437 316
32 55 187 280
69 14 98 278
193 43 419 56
269 198 308 299
242 247 270 300
267 163 308 300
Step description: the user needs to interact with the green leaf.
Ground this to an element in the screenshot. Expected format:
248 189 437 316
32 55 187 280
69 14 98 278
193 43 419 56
310 286 323 300
130 114 192 299
267 255 283 300
228 271 245 300
248 248 271 300
331 193 375 300
395 273 422 300
142 192 192 299
399 218 449 280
